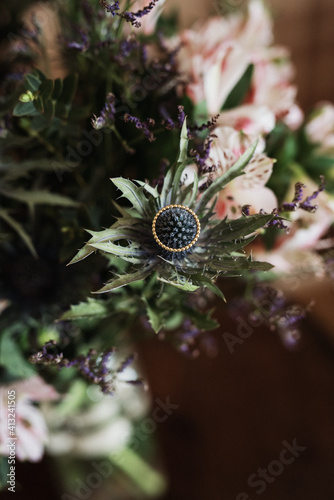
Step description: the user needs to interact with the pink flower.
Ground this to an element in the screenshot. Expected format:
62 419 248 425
205 126 277 218
305 102 334 153
248 46 300 122
175 27 250 115
0 376 59 462
216 104 276 136
170 1 299 131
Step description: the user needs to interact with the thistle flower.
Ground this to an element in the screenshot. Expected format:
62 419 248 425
68 120 274 297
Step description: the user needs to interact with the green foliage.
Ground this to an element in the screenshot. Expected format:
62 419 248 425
221 64 254 110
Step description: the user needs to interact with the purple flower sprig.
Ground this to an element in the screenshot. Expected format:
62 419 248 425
99 0 161 28
92 93 116 130
30 341 142 395
123 113 155 142
280 176 326 213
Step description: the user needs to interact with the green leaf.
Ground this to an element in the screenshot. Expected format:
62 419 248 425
24 73 41 92
112 178 150 217
177 117 189 166
39 79 54 100
59 298 109 320
13 101 38 117
94 264 154 293
195 140 258 214
0 209 37 257
160 119 189 206
190 274 226 301
182 168 199 207
158 276 200 292
52 78 63 100
59 73 78 105
222 64 254 110
89 241 147 264
181 305 219 331
0 188 79 208
43 99 55 121
144 299 164 333
34 96 44 114
0 329 36 378
211 214 273 242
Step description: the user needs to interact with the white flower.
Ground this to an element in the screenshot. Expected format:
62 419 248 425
0 376 59 462
305 102 334 153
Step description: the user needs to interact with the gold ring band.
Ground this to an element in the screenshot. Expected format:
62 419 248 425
152 204 201 253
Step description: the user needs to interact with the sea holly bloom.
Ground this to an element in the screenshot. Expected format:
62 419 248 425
68 121 275 296
0 376 58 462
201 126 277 219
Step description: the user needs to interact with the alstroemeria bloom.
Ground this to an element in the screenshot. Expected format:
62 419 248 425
305 102 334 153
175 27 250 115
170 1 301 130
216 104 276 136
0 376 59 462
206 126 277 218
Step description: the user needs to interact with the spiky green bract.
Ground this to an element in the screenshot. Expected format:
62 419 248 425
69 119 274 299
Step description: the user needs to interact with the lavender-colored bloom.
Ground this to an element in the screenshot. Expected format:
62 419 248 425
66 29 89 52
123 113 155 142
132 0 160 19
99 0 120 16
92 93 116 130
299 175 326 212
280 176 326 213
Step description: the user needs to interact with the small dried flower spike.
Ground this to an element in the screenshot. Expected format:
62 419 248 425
152 205 201 253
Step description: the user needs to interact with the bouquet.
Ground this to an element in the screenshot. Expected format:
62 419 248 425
0 0 333 496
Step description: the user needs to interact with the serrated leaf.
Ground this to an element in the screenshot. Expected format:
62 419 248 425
144 299 164 333
93 264 154 293
196 141 258 214
0 209 37 257
90 241 147 263
158 276 199 292
59 298 109 320
190 274 226 301
112 178 150 217
136 180 159 198
211 214 273 243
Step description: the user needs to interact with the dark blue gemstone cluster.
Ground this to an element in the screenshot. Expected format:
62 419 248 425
152 205 200 253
